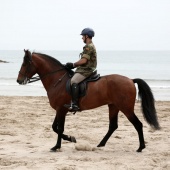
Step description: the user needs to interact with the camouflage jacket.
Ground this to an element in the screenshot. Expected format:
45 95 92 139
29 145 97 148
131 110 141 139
75 42 97 77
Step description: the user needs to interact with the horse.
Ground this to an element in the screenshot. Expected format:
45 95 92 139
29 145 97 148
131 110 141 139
17 49 160 152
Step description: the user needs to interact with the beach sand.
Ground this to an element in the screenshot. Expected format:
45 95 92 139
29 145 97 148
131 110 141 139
0 96 169 170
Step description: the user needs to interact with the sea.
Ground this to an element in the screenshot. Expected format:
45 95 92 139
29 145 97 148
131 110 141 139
0 50 170 101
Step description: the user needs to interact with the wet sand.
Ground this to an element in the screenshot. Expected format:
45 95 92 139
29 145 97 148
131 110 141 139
0 96 169 170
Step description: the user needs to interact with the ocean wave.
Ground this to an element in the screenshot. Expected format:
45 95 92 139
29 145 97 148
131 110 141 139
0 77 17 80
0 83 170 89
144 79 170 82
0 83 43 87
150 86 170 89
1 77 170 81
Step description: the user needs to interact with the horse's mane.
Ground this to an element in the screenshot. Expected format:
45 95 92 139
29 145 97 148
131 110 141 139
32 52 74 75
33 52 64 67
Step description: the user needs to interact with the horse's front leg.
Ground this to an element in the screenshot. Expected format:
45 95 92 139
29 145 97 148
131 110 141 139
50 110 65 151
52 111 76 143
50 109 76 152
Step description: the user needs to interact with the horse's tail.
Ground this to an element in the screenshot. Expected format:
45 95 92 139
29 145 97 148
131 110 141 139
133 78 160 130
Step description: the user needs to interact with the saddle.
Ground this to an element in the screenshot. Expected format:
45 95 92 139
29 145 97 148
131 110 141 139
66 70 100 97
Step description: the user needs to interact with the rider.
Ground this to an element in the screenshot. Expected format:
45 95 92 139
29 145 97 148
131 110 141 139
65 28 97 111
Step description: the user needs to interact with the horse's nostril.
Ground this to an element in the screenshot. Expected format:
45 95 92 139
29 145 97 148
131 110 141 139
17 79 22 84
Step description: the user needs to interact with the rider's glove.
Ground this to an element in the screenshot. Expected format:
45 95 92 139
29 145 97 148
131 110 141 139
65 62 75 69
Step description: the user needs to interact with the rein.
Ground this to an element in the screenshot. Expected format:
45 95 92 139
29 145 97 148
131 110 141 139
27 68 66 84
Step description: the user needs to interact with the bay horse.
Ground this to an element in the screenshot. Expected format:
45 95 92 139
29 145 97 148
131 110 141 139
17 50 160 152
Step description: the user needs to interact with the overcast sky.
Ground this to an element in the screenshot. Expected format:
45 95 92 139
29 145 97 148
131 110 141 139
0 0 170 51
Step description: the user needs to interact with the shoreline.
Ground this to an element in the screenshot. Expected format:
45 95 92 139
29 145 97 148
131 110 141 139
1 77 170 101
0 95 170 102
1 85 170 101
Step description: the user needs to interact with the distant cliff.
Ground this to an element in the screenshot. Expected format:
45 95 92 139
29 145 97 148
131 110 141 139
0 60 9 63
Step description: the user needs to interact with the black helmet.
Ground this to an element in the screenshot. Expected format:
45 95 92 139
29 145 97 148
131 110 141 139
80 28 95 37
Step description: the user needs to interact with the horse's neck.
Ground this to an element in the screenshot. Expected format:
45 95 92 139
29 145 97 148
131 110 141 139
33 54 66 91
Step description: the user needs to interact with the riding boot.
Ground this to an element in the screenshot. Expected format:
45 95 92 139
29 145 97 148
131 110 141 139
64 83 80 111
71 83 80 111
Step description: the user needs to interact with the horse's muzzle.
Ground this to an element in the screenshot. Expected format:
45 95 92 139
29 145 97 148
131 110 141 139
17 78 28 85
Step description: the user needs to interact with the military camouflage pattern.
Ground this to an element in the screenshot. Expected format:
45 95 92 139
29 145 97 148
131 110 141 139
75 42 97 77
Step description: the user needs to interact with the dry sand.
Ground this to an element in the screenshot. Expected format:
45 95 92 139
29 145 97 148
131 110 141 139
0 96 169 170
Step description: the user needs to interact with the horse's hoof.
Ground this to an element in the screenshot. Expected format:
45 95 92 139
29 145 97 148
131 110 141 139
97 143 105 147
136 145 145 152
71 136 76 143
50 146 57 152
50 149 56 152
50 146 60 152
136 148 142 152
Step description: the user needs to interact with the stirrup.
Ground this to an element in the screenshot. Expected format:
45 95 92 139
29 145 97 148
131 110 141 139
64 104 80 112
64 104 72 109
71 104 80 111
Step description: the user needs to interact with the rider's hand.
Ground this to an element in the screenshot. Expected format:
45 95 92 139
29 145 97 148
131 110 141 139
65 62 75 69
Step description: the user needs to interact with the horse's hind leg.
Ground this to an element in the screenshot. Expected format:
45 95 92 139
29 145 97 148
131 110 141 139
126 112 145 152
97 104 119 147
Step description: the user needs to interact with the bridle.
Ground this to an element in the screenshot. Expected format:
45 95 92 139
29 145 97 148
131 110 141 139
19 54 67 85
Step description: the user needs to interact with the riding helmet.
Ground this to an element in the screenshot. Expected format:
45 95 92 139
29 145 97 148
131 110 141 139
80 28 95 37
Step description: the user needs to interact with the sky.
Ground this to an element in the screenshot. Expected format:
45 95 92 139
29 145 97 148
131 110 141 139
0 0 170 51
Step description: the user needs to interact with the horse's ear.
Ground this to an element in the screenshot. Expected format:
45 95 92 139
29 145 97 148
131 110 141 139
24 49 29 53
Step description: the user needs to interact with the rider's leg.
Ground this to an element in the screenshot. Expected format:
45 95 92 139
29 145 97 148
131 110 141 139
71 73 86 85
65 73 86 111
